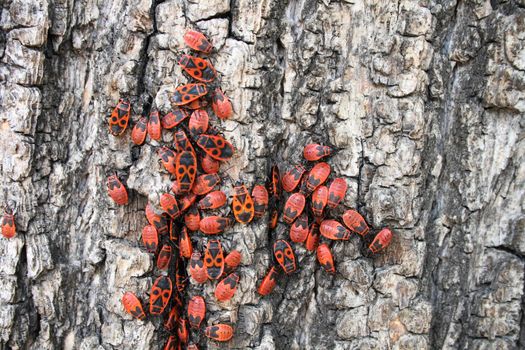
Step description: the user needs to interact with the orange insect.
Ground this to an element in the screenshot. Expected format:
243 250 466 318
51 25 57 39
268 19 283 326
269 165 281 198
160 193 180 218
172 83 208 106
198 190 227 210
289 213 308 243
183 30 213 54
320 220 351 241
161 107 189 129
369 228 393 253
176 262 187 292
1 206 16 239
212 88 233 120
176 151 197 193
163 335 177 350
142 225 158 253
205 324 234 342
184 206 201 231
180 226 193 258
201 154 220 174
150 276 172 315
185 97 209 110
179 193 197 212
232 184 255 224
179 55 216 82
303 143 333 161
146 203 169 235
157 244 172 270
282 192 306 224
282 165 306 193
189 252 208 284
164 306 179 331
188 295 206 329
224 250 241 271
215 273 239 302
342 209 369 236
108 98 130 136
189 110 209 135
327 178 347 209
311 185 328 218
121 292 146 320
204 239 224 280
177 318 189 343
304 162 331 194
316 243 335 274
305 223 320 251
251 185 269 219
158 147 178 175
131 117 148 145
192 173 221 195
269 209 278 229
273 240 296 274
196 134 234 161
258 266 278 296
199 216 230 235
107 174 128 205
147 111 162 141
174 129 195 154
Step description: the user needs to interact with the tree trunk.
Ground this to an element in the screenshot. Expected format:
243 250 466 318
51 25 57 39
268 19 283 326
1 0 524 349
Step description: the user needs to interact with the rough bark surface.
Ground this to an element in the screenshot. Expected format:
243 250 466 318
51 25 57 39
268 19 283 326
0 0 524 349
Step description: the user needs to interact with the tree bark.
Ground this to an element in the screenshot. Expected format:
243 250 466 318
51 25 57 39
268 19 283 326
0 0 524 349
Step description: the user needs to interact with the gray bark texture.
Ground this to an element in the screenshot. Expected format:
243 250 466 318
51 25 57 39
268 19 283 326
0 0 524 349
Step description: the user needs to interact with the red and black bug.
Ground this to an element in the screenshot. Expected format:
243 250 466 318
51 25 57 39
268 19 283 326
174 129 195 154
342 209 369 236
161 107 189 129
183 30 213 54
251 185 269 219
258 266 278 296
157 244 172 270
196 134 234 161
150 276 172 315
205 324 234 342
188 295 206 329
290 213 308 243
200 216 230 235
160 193 180 219
146 203 169 235
269 209 278 229
180 226 193 258
189 109 209 135
158 147 178 175
215 272 239 302
283 192 306 224
169 219 178 244
304 162 331 194
179 55 216 82
212 88 233 120
273 240 296 274
204 239 224 280
107 174 128 205
369 228 393 254
269 165 281 198
2 206 16 239
121 292 146 320
176 261 187 292
224 250 241 271
164 306 179 331
142 225 158 253
108 98 130 136
192 173 221 195
327 178 347 209
163 335 177 350
185 97 209 110
172 83 208 106
311 185 328 218
176 151 197 193
232 184 255 224
201 154 220 174
184 206 201 231
179 193 197 212
178 318 189 343
147 111 162 141
305 223 320 251
131 117 148 145
316 243 335 274
303 143 333 161
189 251 208 284
198 190 227 210
282 165 306 193
320 220 351 241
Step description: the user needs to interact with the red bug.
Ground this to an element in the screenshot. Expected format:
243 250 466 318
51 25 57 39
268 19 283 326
212 88 233 120
369 228 393 253
273 240 296 274
196 134 234 162
305 223 320 251
201 154 220 174
198 191 227 210
258 266 278 296
150 276 172 315
320 220 351 241
183 30 213 54
304 162 331 194
192 174 221 195
163 335 177 350
215 272 240 302
204 239 224 280
176 151 197 193
164 306 179 331
177 318 189 343
158 147 178 175
269 209 278 229
224 250 241 271
176 261 187 292
282 165 306 193
205 324 234 342
290 213 308 243
188 295 206 329
180 226 193 258
147 111 162 141
179 193 197 212
179 55 216 82
146 203 169 235
342 209 369 236
184 206 201 231
1 206 16 239
327 178 347 209
169 219 178 244
142 225 158 253
232 184 255 224
172 83 208 106
131 117 148 145
311 185 328 218
303 143 333 161
160 193 180 218
282 192 306 224
107 174 128 205
121 292 146 320
185 97 209 110
174 129 195 154
189 110 209 135
161 107 189 129
157 244 172 270
269 165 281 198
251 185 269 219
189 252 208 284
317 244 336 274
200 216 230 235
108 98 130 136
